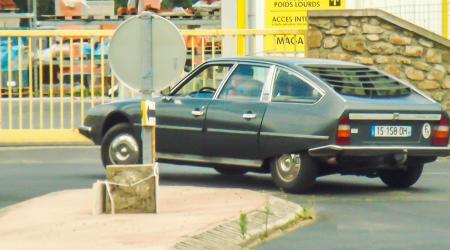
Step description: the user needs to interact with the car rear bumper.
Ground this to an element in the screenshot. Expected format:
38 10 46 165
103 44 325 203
78 125 92 139
308 145 450 157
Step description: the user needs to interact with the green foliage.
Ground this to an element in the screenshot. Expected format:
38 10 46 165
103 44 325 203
15 0 54 15
298 196 316 220
161 0 192 9
239 212 248 239
263 201 273 237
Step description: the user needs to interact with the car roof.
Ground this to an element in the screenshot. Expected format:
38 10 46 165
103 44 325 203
209 56 362 68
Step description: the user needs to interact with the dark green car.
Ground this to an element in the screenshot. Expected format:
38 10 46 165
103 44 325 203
80 57 450 193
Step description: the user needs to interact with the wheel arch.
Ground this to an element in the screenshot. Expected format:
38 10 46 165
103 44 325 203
100 111 133 142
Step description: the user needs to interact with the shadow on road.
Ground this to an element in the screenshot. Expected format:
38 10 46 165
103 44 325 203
158 171 435 196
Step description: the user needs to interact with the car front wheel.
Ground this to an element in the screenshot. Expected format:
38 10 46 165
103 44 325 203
379 161 424 188
270 152 318 193
101 123 142 167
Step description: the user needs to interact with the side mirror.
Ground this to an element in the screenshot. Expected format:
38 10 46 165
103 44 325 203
160 86 171 96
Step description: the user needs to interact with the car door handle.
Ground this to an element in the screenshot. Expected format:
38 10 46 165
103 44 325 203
242 113 257 120
192 110 205 117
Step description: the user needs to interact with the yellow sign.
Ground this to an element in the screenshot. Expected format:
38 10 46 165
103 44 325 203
265 0 346 53
142 100 156 127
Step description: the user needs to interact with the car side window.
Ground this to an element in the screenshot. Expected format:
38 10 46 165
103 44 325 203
218 65 270 101
272 69 321 103
173 64 232 99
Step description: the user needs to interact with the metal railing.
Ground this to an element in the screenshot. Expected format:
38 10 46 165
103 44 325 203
0 28 307 137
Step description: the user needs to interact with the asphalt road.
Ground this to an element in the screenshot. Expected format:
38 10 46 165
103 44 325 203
0 146 449 249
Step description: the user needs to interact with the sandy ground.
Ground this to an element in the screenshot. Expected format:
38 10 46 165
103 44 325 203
0 186 266 250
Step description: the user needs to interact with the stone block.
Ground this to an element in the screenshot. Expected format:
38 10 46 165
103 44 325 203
443 76 450 89
342 35 366 54
384 64 401 77
405 67 424 81
309 28 323 49
389 34 412 45
323 36 339 49
309 18 331 29
353 56 374 65
413 61 432 71
327 52 352 61
325 28 347 36
427 65 447 81
366 34 380 41
375 55 393 64
334 18 349 27
396 56 412 65
426 49 442 64
404 46 423 57
105 164 158 214
350 18 361 27
442 51 450 64
347 26 362 35
362 23 384 34
433 91 446 102
418 80 441 90
367 42 394 55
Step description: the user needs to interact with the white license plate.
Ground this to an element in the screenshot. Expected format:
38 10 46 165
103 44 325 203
371 126 412 137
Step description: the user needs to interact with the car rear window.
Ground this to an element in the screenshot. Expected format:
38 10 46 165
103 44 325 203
302 65 411 97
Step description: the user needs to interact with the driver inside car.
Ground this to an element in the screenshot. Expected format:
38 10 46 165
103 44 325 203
220 66 255 99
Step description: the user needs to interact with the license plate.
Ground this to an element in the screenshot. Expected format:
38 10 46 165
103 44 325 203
371 126 412 137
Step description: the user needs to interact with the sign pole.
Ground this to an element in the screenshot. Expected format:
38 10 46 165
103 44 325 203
142 14 154 164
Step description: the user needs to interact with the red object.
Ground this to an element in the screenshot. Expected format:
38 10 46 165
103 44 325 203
336 117 351 145
0 0 17 10
432 118 449 146
117 7 127 16
127 7 137 15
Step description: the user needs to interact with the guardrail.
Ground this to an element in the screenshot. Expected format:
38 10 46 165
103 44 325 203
0 28 307 143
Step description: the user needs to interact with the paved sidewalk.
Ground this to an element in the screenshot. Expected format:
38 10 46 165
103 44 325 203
0 186 304 250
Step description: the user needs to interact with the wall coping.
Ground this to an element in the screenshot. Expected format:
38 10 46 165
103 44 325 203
308 9 450 48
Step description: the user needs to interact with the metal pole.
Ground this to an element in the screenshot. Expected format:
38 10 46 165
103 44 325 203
443 0 448 38
32 0 37 27
139 0 145 14
141 13 154 164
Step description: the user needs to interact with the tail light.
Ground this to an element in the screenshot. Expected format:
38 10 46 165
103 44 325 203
432 118 449 146
337 117 351 145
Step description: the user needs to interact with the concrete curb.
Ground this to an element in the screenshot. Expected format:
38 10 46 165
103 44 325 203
174 195 308 250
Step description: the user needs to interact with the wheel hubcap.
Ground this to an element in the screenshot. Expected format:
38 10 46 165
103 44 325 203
109 134 139 164
276 154 301 183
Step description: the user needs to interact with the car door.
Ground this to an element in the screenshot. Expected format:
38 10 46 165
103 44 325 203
156 63 234 157
204 64 273 162
259 66 327 158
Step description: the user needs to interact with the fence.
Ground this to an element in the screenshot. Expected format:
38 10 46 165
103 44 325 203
347 0 449 38
0 28 307 143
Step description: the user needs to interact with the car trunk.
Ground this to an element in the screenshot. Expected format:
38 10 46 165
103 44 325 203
341 94 443 147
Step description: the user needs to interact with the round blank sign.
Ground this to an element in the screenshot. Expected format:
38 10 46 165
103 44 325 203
109 13 186 92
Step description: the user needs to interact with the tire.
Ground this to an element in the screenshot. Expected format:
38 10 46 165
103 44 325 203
270 152 318 193
101 123 142 167
214 167 248 175
379 161 424 189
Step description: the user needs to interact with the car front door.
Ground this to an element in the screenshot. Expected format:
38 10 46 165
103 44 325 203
156 63 234 157
204 64 273 164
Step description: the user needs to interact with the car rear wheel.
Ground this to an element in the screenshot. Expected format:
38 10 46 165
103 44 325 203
270 153 318 193
101 123 142 167
379 161 424 188
214 167 248 175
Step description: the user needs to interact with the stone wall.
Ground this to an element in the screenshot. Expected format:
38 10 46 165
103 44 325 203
307 9 450 113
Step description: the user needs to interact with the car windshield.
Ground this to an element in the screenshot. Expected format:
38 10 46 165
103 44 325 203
302 65 411 98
